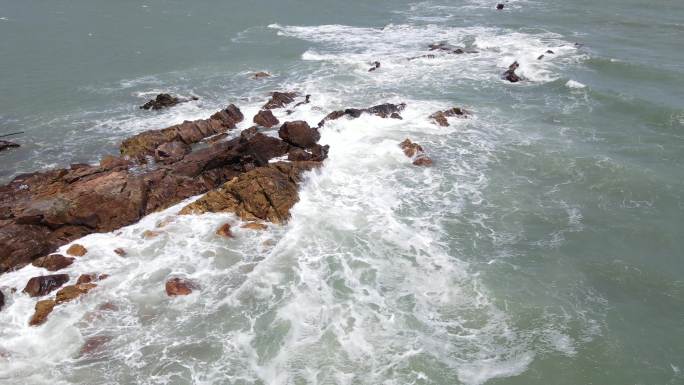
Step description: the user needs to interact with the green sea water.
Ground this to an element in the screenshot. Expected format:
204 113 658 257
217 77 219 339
1 1 683 384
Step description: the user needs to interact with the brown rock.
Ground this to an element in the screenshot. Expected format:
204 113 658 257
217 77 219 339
287 144 329 162
99 155 131 170
216 223 234 238
55 283 97 304
142 230 161 239
113 248 126 257
180 162 320 223
165 277 198 296
263 92 297 110
77 273 109 285
66 244 87 257
0 140 20 152
279 121 320 148
32 254 74 272
252 72 271 79
139 93 181 110
23 274 70 297
400 139 433 167
253 110 280 128
29 299 56 326
430 107 469 127
241 222 268 231
155 141 191 161
430 111 449 127
503 61 521 83
79 335 112 356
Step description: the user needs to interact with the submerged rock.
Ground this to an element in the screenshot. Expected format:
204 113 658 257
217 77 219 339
368 61 381 72
165 277 198 296
0 140 20 152
23 274 70 297
253 110 280 128
216 223 234 238
180 162 321 223
32 254 74 272
113 248 127 257
252 72 271 79
79 335 112 356
496 3 505 10
241 222 268 231
139 94 197 111
263 92 298 110
66 244 87 257
76 273 108 285
502 61 522 83
430 107 470 127
400 139 433 166
279 121 320 148
317 103 406 127
29 299 56 326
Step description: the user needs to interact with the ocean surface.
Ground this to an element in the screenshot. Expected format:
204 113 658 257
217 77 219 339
1 0 683 384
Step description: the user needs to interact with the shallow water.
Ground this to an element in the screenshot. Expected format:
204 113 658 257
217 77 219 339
1 0 683 384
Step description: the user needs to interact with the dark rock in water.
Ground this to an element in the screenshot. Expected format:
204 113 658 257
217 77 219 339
252 71 271 79
430 107 471 127
0 290 4 312
139 93 194 110
121 104 243 160
113 248 127 257
76 273 108 285
400 139 433 166
279 121 320 148
502 61 521 83
32 254 74 272
155 141 191 161
428 43 467 55
23 274 70 297
453 48 465 54
546 50 555 54
317 103 406 127
287 144 329 162
0 140 20 152
29 299 56 326
165 277 198 296
287 95 312 115
368 61 381 72
496 3 505 10
253 110 280 128
263 92 298 110
408 54 436 61
537 54 545 60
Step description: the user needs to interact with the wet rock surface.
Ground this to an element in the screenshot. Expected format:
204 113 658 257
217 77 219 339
503 61 522 82
400 139 433 166
76 273 108 285
430 107 470 127
66 244 87 257
55 283 97 304
29 299 56 326
279 121 321 148
32 254 75 271
0 289 4 311
165 277 198 296
23 274 70 297
317 103 406 127
263 92 297 110
0 140 20 152
252 72 271 79
139 93 197 110
253 109 280 128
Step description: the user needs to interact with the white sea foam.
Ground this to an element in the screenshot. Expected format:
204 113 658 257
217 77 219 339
566 79 586 88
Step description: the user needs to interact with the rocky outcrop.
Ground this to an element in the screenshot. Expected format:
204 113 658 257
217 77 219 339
287 144 329 162
0 140 20 152
121 104 243 160
400 139 433 166
55 283 97 304
0 118 299 274
279 121 320 148
263 92 297 110
32 254 74 272
317 103 406 127
165 277 198 296
139 94 198 110
503 61 521 83
430 107 470 127
253 110 279 128
23 274 70 297
180 162 320 224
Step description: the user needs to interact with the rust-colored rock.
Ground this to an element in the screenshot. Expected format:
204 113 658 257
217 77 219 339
55 283 97 304
113 248 126 257
77 273 109 285
23 274 70 297
279 121 320 148
216 223 234 238
253 110 280 128
430 107 470 127
400 139 433 167
165 277 198 296
29 299 56 326
142 230 162 239
180 162 320 224
155 141 191 160
99 155 132 170
32 254 74 272
79 335 112 356
263 92 297 110
66 244 87 257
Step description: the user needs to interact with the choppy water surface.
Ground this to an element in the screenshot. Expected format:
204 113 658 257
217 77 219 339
1 0 683 384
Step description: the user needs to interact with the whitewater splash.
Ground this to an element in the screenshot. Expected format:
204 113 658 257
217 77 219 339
0 13 592 385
